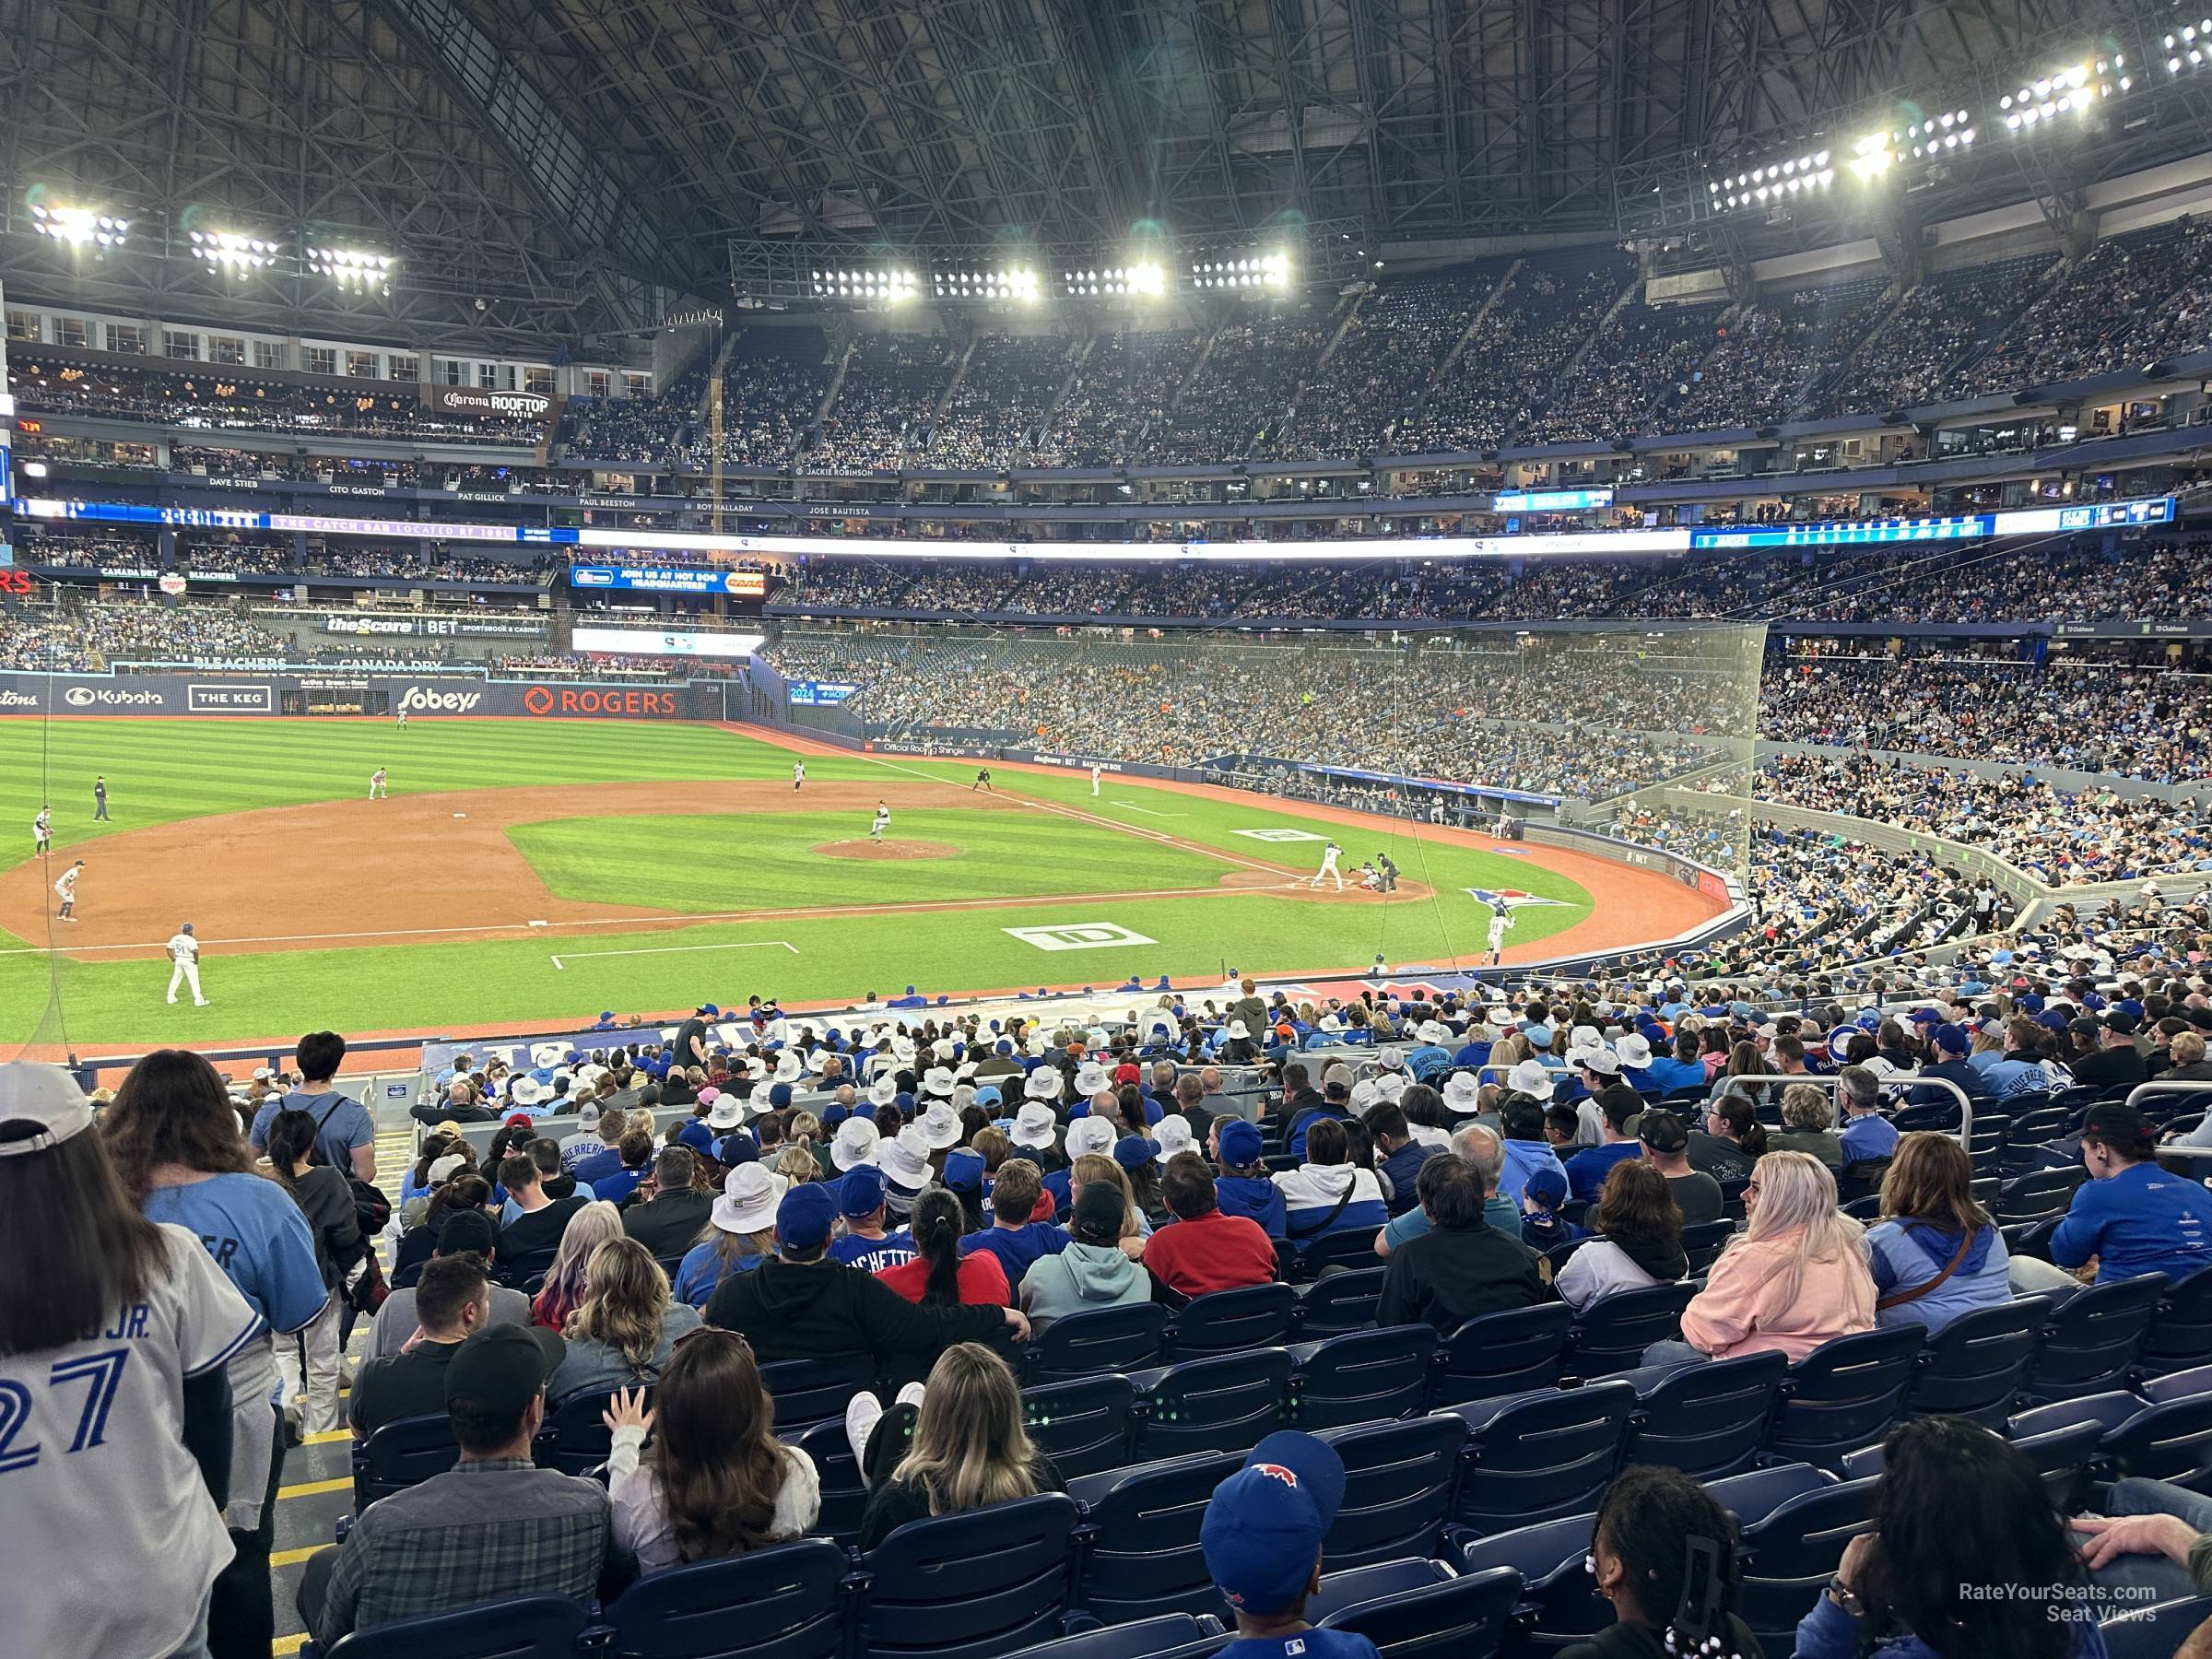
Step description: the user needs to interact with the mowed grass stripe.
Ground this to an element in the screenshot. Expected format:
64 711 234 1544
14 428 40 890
508 808 1239 910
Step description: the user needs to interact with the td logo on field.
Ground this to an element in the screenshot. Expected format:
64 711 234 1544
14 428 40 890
1004 922 1159 952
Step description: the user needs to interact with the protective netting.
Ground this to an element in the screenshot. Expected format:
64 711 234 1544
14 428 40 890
759 619 1766 886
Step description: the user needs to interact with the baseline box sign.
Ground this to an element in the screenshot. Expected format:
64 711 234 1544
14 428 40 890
569 564 769 596
0 671 717 721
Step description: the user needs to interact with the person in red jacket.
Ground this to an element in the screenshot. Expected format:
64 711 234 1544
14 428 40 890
1144 1153 1278 1300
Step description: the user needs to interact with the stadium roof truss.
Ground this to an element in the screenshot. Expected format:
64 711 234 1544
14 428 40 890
0 0 2204 347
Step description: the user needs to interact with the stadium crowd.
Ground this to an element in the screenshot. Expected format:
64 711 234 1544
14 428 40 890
20 955 2212 1653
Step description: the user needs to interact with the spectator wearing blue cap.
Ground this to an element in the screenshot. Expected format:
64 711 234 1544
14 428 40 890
1200 1432 1378 1659
959 1159 1069 1283
1211 1118 1288 1238
1905 1024 1990 1114
1518 1166 1580 1252
828 1165 914 1274
704 1183 1028 1366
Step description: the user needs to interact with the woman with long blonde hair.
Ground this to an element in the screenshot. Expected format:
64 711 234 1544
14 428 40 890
1646 1150 1875 1365
529 1198 623 1332
853 1341 1065 1548
547 1234 700 1402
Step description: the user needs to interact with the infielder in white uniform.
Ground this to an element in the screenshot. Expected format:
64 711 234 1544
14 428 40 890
54 860 83 922
870 802 890 841
1091 763 1102 796
1309 841 1344 891
167 923 209 1006
369 767 388 800
33 806 51 854
794 761 806 792
1487 905 1513 964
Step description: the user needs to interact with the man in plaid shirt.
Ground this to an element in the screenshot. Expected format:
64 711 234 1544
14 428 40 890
300 1324 620 1644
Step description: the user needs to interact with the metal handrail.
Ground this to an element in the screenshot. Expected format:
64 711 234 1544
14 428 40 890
1717 1072 1974 1153
2127 1079 2212 1162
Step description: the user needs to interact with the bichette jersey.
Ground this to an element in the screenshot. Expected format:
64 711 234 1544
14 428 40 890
0 1225 260 1659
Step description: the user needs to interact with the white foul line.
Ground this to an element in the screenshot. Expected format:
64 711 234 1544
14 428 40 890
550 939 800 970
1110 799 1182 818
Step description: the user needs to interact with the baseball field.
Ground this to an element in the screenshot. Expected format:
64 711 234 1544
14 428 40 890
0 717 1721 1049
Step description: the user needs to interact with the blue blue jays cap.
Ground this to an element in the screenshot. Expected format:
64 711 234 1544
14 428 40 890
1201 1431 1347 1616
838 1164 888 1218
1218 1119 1263 1166
777 1182 838 1251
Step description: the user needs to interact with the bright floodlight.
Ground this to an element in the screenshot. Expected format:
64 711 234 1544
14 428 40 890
29 201 127 248
192 228 276 272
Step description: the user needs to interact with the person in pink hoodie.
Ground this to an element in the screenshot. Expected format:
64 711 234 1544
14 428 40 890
1642 1150 1876 1366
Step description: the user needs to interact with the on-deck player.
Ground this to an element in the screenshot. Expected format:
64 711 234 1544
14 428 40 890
33 806 51 855
793 760 806 792
369 767 388 800
167 923 209 1006
53 860 83 923
870 802 890 841
1487 903 1514 964
1309 840 1343 891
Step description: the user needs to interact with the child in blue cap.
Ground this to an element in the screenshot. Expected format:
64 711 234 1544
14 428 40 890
1201 1431 1379 1658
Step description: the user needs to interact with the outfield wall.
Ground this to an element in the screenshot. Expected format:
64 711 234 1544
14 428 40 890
0 669 726 720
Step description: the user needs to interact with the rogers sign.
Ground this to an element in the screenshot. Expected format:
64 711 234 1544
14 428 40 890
522 686 678 717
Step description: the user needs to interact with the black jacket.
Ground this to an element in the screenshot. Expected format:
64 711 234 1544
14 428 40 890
621 1189 715 1259
1558 1615 1764 1659
2070 1045 2148 1092
1376 1220 1548 1334
705 1255 1007 1365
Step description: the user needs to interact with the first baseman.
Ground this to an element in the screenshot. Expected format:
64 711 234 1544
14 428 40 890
33 806 51 854
54 859 83 922
369 767 388 800
167 923 209 1006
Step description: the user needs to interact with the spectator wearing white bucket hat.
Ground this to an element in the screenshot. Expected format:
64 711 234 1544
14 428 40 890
1614 1032 1658 1093
831 1116 882 1174
1045 1116 1119 1215
1441 1072 1486 1118
675 1165 786 1308
920 1065 958 1100
914 1100 962 1152
1008 1101 1065 1173
1218 1020 1261 1065
1504 1058 1556 1101
876 1124 935 1222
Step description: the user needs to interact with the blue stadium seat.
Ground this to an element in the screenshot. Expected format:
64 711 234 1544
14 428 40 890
1293 1268 1385 1336
1130 1348 1290 1459
491 1247 559 1291
1070 1451 1243 1624
1707 1461 1833 1524
317 1595 586 1659
2021 1273 2168 1402
1902 1298 2052 1427
1443 1379 1639 1535
1624 1350 1788 1480
2139 1265 2212 1376
1852 1413 2101 1509
1889 1102 1960 1134
1316 1564 1523 1659
599 1537 850 1659
1680 1219 1735 1277
1433 1303 1572 1406
1307 1558 1455 1623
1734 1477 1879 1653
1563 1282 1696 1376
2100 1594 2212 1659
1994 1166 2088 1225
759 1356 878 1431
1000 1614 1227 1659
1023 1375 1137 1479
534 1387 632 1477
1290 1228 1386 1282
1025 1304 1168 1385
389 1259 427 1290
794 1418 867 1547
1287 1324 1439 1429
352 1412 461 1510
853 1492 1079 1659
1163 1284 1297 1359
1451 1512 1610 1652
2010 1371 2212 1485
1316 1414 1471 1569
2001 1107 2073 1174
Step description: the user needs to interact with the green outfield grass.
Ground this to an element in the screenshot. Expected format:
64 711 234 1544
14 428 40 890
0 719 1592 1047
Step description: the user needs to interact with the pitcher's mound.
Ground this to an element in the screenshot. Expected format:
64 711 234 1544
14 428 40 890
815 839 959 861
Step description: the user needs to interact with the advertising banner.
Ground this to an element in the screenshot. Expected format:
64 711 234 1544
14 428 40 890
568 564 769 595
0 671 718 720
423 385 555 425
322 614 550 640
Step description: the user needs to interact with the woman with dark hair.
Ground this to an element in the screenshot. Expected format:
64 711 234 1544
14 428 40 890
1799 1415 2098 1658
602 1330 819 1573
1 1062 262 1659
1559 1464 1759 1658
105 1051 331 1659
393 1171 495 1277
261 1108 361 1437
1707 1041 1768 1106
1688 1093 1767 1182
1273 1115 1389 1238
876 1187 1009 1306
1115 1134 1170 1228
1555 1160 1688 1313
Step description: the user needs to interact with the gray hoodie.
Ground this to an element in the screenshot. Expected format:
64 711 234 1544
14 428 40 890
1018 1240 1150 1331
